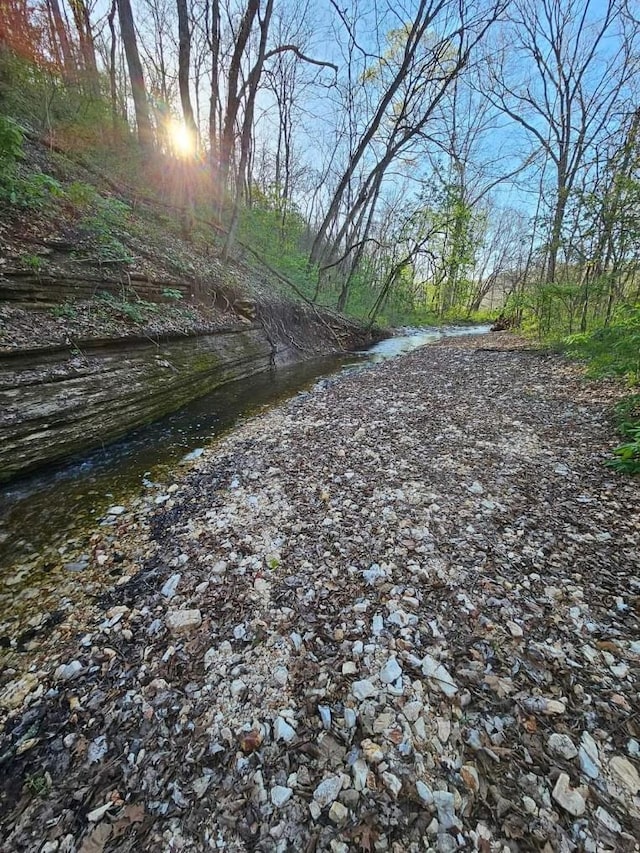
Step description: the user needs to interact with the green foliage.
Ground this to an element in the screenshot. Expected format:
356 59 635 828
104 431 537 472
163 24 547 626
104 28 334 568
237 192 317 298
12 171 63 208
564 307 640 475
68 182 133 261
564 303 640 383
25 772 50 797
162 287 183 301
607 396 640 475
20 252 43 272
0 113 23 166
98 291 159 324
50 301 78 319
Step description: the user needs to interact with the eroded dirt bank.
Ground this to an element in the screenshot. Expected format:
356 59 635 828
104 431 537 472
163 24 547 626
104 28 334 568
1 333 639 852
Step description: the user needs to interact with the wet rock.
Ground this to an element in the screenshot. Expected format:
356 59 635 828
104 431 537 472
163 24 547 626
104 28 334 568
64 560 88 572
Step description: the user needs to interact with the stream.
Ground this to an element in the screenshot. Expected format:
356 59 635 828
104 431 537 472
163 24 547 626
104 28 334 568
0 324 488 643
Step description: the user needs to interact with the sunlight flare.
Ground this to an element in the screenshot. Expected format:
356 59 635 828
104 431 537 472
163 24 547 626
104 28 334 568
168 120 195 158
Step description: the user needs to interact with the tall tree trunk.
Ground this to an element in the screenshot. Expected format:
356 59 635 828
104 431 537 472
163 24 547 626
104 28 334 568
69 0 98 82
176 0 197 146
219 0 259 194
222 0 274 258
208 0 221 169
47 0 75 75
116 0 153 149
107 0 118 128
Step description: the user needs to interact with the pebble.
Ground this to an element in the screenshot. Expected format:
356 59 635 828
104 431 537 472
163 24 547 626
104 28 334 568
460 765 479 793
432 790 457 829
552 772 587 816
318 705 332 730
344 708 357 728
106 505 126 516
352 759 369 791
403 700 422 722
421 654 457 697
548 732 578 760
64 561 88 572
361 739 384 764
352 679 376 701
595 806 622 833
416 781 434 804
54 660 83 682
271 786 293 807
0 674 39 709
166 609 202 636
230 679 247 699
328 801 348 824
609 756 640 794
578 732 601 779
273 665 288 686
313 775 343 807
379 657 402 684
161 573 181 599
381 771 402 798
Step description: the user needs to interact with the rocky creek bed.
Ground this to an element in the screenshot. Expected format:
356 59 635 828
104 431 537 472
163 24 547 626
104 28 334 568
0 332 639 852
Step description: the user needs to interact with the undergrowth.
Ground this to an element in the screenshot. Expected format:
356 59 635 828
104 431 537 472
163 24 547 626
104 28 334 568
564 304 640 474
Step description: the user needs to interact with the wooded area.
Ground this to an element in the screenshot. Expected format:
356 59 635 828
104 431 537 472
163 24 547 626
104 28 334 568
1 0 639 336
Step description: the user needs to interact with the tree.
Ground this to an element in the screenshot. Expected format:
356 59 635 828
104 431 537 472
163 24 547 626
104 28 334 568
117 0 154 148
176 0 197 147
308 0 507 290
487 0 635 284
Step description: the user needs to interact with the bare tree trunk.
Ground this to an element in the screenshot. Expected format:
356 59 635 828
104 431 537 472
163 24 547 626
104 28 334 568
47 0 75 74
207 0 221 169
176 0 197 146
107 0 118 128
219 0 260 194
117 0 153 149
69 0 98 82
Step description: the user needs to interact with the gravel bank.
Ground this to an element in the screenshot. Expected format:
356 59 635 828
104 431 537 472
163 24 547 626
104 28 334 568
1 333 639 852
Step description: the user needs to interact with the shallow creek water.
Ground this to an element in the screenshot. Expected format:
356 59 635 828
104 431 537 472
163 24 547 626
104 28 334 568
0 324 488 640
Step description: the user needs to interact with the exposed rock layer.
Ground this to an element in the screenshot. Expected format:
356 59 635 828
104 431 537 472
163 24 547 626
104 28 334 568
0 308 370 482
